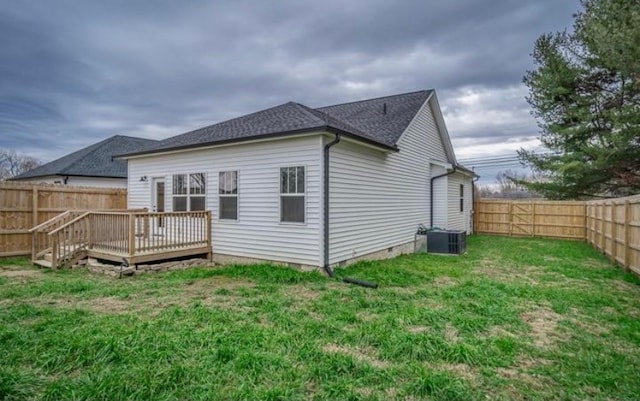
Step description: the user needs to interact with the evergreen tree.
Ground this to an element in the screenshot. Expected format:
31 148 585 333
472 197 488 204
520 0 640 199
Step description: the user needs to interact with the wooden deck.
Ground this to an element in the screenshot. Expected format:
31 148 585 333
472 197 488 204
31 210 212 268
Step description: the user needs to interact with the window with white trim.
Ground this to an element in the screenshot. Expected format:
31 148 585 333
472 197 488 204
460 184 464 212
280 166 305 223
219 171 238 220
172 173 206 211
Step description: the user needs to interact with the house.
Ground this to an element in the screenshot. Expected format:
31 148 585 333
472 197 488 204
119 90 476 270
11 135 158 188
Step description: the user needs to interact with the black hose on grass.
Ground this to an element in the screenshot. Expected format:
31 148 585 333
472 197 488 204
342 276 378 289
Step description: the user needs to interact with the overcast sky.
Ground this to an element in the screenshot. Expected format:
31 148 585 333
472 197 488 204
0 0 580 181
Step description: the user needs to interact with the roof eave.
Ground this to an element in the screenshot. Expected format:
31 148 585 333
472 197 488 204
116 125 397 159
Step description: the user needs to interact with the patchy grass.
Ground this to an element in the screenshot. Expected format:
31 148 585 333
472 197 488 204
1 236 639 400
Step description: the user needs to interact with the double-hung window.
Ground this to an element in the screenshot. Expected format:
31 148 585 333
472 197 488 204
219 171 238 220
172 173 206 211
460 184 464 212
280 166 305 223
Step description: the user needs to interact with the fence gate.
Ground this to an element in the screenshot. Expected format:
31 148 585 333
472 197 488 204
511 202 534 236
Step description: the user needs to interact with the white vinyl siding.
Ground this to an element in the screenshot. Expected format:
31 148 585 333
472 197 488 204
447 172 473 233
327 98 448 264
128 135 323 266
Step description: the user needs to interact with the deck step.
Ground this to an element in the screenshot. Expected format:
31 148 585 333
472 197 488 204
43 253 53 262
34 259 53 268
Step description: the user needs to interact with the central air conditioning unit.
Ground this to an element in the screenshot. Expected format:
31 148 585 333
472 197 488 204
426 230 467 255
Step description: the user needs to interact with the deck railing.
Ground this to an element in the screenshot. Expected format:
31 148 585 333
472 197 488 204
35 210 211 268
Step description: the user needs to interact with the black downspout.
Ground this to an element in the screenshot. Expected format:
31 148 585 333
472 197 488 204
323 134 341 277
430 167 457 228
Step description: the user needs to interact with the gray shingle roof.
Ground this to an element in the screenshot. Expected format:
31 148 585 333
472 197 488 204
317 90 432 147
12 135 159 179
121 90 433 157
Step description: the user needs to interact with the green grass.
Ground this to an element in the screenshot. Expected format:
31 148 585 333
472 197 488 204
1 235 639 400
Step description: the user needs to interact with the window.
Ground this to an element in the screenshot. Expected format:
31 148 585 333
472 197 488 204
280 166 305 223
219 171 238 220
172 173 206 211
460 184 464 212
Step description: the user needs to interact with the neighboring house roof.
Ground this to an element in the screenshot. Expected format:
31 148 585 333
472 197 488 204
11 135 159 180
120 90 435 158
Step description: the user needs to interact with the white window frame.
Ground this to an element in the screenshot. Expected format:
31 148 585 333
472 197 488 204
218 170 238 221
172 173 206 212
279 165 306 225
460 184 464 212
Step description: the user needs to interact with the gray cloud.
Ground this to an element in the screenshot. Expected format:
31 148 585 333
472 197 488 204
0 0 580 165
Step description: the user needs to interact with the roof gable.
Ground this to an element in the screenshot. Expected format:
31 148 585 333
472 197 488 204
12 135 159 179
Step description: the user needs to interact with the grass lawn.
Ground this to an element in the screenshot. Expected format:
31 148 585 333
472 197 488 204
1 235 639 401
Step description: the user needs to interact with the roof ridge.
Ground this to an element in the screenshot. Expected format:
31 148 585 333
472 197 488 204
160 101 307 142
288 102 331 125
111 134 159 142
315 89 432 110
294 103 372 138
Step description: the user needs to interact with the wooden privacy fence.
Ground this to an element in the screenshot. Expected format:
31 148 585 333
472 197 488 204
474 199 587 239
474 196 640 275
586 196 640 275
0 182 127 257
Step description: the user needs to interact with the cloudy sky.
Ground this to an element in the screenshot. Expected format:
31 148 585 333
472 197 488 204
0 0 580 182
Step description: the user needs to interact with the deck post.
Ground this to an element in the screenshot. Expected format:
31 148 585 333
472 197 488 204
51 234 58 269
129 213 136 258
206 211 212 260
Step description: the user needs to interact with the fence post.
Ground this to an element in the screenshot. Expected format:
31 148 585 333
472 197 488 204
530 200 535 237
583 203 588 241
624 200 631 271
508 202 513 236
600 203 605 253
612 203 618 263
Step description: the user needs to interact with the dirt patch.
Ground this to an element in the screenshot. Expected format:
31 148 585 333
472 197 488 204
322 343 390 369
482 325 518 339
443 323 460 343
18 276 260 315
24 295 135 314
612 279 640 295
582 259 613 269
356 310 378 322
495 355 553 395
435 363 478 382
568 309 611 336
285 285 323 301
82 296 135 313
432 276 459 287
520 306 562 348
476 259 542 285
181 276 256 295
0 268 42 280
407 325 430 334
